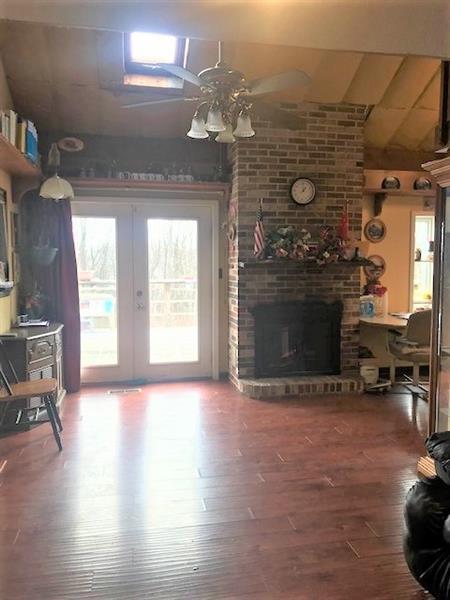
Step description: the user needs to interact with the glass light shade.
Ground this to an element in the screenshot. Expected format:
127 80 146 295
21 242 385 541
215 123 236 144
39 175 74 200
187 115 208 139
205 108 226 132
233 113 255 138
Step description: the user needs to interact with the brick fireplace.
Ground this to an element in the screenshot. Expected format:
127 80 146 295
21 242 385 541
228 102 365 397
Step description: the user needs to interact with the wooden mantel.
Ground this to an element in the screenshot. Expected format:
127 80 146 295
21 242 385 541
422 156 450 187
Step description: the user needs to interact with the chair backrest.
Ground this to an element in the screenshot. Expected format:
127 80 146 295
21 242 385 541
0 339 17 396
406 309 432 346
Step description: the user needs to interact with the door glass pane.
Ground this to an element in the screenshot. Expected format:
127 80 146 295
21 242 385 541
437 194 450 430
148 219 198 364
73 217 118 367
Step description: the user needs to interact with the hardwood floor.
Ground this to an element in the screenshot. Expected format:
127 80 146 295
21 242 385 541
0 382 431 599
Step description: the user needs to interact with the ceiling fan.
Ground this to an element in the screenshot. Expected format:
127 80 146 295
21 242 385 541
122 41 311 142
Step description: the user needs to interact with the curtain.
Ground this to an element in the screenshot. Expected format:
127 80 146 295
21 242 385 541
20 189 80 393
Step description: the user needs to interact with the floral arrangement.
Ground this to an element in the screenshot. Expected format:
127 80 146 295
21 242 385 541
266 226 311 260
266 224 352 265
363 280 387 297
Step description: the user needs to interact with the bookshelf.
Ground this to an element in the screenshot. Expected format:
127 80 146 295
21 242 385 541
0 134 39 177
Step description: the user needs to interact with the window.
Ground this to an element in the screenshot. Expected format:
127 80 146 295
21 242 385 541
124 32 187 77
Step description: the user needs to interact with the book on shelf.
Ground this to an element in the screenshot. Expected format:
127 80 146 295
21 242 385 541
25 120 38 163
0 111 9 141
8 109 17 146
16 118 26 153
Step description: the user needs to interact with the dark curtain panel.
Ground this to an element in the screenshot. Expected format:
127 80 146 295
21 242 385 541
20 189 81 392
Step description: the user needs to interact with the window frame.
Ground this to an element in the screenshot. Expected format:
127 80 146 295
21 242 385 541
124 32 187 77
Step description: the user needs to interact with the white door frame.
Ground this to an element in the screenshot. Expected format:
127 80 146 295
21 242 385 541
72 190 221 382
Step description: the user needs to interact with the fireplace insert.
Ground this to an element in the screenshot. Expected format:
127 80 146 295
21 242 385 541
252 300 342 378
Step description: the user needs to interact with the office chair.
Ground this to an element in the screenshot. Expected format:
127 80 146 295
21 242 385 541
388 309 431 397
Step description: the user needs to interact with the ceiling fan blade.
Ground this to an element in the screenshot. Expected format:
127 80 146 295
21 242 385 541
122 97 199 109
247 70 311 97
155 64 210 89
252 100 305 130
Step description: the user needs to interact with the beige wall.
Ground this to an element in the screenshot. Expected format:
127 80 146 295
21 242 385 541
362 194 434 313
0 54 15 332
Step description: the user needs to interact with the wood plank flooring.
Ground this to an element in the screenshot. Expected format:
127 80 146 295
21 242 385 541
0 382 432 599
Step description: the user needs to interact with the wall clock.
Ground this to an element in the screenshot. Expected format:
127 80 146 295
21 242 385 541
290 178 316 205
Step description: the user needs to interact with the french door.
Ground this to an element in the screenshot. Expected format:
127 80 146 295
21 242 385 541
72 198 218 383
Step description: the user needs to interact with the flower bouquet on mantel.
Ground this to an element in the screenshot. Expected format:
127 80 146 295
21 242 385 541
266 224 352 265
266 226 312 260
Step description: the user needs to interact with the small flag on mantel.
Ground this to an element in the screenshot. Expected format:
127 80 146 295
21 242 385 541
254 198 265 258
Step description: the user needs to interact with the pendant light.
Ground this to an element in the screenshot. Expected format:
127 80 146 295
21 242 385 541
39 143 74 200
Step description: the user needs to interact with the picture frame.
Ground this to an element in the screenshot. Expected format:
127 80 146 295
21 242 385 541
364 218 386 243
364 255 386 281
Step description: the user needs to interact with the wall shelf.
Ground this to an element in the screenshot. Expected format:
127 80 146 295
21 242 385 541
69 178 229 193
364 187 436 197
0 135 39 177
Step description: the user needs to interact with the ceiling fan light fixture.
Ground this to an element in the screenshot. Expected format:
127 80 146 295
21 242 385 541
187 115 209 139
233 112 255 138
205 107 226 132
215 123 236 144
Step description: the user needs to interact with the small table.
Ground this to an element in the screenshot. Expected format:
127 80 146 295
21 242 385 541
360 314 408 369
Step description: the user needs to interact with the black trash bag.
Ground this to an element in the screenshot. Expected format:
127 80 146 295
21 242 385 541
404 478 450 598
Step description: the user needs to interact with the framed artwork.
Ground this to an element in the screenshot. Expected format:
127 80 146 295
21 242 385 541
364 218 386 243
364 255 386 281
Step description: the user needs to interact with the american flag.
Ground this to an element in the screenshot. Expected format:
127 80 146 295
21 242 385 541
254 198 265 258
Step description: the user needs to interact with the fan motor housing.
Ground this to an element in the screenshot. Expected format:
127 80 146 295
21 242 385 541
198 64 246 90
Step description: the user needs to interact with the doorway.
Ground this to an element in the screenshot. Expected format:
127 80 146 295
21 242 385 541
72 197 219 383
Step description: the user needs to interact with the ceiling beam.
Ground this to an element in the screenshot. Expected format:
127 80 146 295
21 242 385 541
3 0 450 59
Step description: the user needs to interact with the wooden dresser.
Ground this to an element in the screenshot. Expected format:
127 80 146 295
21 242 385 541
0 323 65 427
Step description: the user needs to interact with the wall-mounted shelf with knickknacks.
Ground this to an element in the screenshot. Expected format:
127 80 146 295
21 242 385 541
364 170 437 216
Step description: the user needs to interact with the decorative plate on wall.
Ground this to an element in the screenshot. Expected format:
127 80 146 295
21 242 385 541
364 218 386 243
364 255 386 281
381 176 400 190
413 177 433 191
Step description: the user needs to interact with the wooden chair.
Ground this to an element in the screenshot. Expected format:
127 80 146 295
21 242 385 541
0 341 63 451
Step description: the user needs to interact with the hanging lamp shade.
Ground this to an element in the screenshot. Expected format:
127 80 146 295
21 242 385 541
187 115 209 139
39 175 74 200
205 108 226 132
233 112 255 138
216 123 236 144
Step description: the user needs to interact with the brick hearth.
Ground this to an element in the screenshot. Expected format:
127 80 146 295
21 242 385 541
228 102 365 395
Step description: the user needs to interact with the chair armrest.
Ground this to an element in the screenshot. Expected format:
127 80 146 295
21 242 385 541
396 337 419 347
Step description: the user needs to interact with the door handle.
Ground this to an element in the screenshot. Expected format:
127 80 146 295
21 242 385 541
137 303 145 310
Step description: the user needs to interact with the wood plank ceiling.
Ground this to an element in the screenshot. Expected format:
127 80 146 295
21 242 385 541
0 22 440 152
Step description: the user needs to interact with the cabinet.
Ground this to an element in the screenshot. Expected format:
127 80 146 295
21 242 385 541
0 323 65 427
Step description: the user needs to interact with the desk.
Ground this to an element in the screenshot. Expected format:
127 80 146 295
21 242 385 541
360 314 408 369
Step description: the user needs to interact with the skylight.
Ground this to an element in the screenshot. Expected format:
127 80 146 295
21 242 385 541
129 32 178 65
